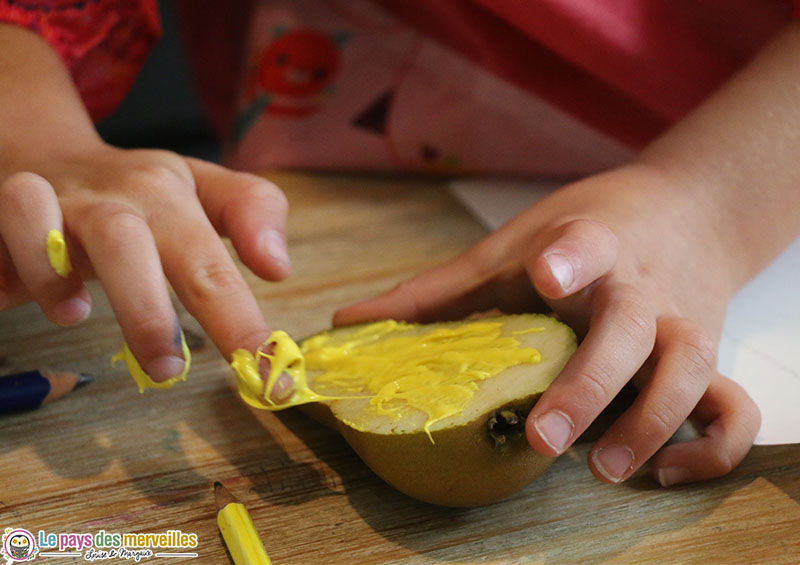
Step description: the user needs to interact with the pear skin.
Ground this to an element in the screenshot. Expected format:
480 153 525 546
300 314 577 507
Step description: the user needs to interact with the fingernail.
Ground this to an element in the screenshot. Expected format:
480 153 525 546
51 297 91 326
260 229 290 267
593 444 635 483
544 252 573 292
145 355 187 383
269 372 294 403
534 410 574 454
657 466 691 487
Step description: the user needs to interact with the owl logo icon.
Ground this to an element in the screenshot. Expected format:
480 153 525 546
1 528 38 563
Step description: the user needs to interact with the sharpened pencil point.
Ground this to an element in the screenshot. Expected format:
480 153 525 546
75 373 95 389
214 481 238 510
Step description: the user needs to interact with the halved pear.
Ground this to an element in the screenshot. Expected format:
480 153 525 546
299 314 577 507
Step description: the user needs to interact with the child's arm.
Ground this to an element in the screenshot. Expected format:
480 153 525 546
336 21 800 485
0 24 291 381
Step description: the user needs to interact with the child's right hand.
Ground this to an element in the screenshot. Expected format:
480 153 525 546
0 146 291 383
0 23 291 384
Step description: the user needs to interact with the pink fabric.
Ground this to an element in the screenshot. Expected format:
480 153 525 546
227 0 634 175
3 1 798 171
225 0 797 175
472 0 795 137
376 0 795 146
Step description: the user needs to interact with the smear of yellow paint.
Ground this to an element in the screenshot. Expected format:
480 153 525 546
46 229 72 278
230 330 364 411
112 331 191 393
230 321 542 443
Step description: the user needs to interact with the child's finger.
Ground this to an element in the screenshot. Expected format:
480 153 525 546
0 172 91 325
586 317 714 483
75 202 185 383
187 158 291 281
333 233 543 326
151 203 273 362
650 374 760 486
527 219 619 299
0 237 29 309
526 281 656 456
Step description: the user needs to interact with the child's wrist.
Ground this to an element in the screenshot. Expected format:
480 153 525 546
0 23 105 176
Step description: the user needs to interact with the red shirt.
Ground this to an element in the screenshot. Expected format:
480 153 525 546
2 0 797 169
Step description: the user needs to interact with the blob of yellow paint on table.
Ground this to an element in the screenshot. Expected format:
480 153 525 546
215 482 271 565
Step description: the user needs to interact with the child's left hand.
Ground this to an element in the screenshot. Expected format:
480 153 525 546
334 163 761 486
336 21 800 485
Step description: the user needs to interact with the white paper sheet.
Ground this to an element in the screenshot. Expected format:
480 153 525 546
451 177 800 445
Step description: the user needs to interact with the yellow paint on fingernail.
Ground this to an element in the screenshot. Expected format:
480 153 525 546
112 330 191 393
46 229 72 278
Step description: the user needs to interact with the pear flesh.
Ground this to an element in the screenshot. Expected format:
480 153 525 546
300 314 577 507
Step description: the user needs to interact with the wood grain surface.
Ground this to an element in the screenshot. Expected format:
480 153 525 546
1 172 798 564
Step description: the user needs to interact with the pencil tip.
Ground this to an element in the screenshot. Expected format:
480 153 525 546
75 373 95 389
214 481 237 509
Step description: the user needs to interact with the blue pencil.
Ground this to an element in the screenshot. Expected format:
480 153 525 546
0 370 94 413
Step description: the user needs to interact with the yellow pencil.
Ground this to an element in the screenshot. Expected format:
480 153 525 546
214 481 271 565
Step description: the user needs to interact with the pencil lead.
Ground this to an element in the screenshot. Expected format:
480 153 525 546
75 373 95 389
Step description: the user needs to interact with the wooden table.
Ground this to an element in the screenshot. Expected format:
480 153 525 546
1 173 798 564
